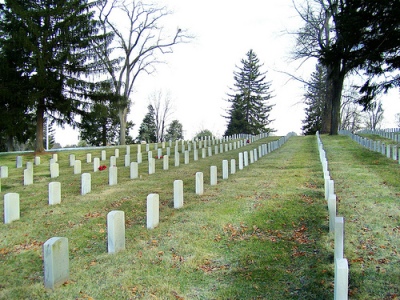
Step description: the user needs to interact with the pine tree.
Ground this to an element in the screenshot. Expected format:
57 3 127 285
165 120 184 141
1 0 105 152
302 64 327 135
224 49 274 136
137 105 157 143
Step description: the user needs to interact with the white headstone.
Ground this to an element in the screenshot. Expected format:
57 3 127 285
73 160 81 175
328 194 337 232
52 154 58 162
93 157 100 172
50 163 59 178
86 153 92 163
184 151 190 164
335 217 344 261
249 151 254 164
4 193 20 224
107 211 125 253
244 151 249 166
35 156 41 165
174 152 180 167
110 156 116 167
210 166 217 185
115 148 119 158
238 153 244 170
147 194 159 229
69 154 75 167
124 154 130 167
130 162 138 179
334 258 348 300
157 148 162 159
230 159 236 174
222 160 228 179
196 172 204 195
101 150 106 161
43 237 69 289
137 152 142 164
174 180 183 209
23 168 33 186
148 158 155 174
202 148 206 159
16 156 23 168
109 166 117 186
163 155 169 170
0 166 8 178
49 182 61 205
194 149 198 161
81 173 91 195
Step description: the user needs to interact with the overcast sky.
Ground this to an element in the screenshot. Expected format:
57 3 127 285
56 0 400 146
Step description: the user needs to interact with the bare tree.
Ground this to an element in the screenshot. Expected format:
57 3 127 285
364 101 384 131
94 0 191 145
340 84 362 132
149 90 174 142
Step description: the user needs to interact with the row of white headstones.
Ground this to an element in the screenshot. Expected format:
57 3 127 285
1 133 294 289
316 132 348 300
340 130 400 162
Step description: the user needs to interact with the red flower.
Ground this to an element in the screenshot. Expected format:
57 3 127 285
98 165 107 171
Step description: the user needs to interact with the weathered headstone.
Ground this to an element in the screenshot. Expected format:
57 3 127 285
0 166 8 178
195 172 204 195
174 180 183 209
16 156 23 168
81 173 91 195
109 166 117 186
328 194 337 233
93 157 100 172
238 153 244 170
4 193 20 224
69 154 75 167
174 152 180 167
184 151 189 164
210 166 217 185
230 159 236 174
130 162 138 179
107 211 125 253
24 168 33 186
124 154 130 167
73 160 81 175
148 158 155 174
50 163 59 178
334 258 349 300
163 155 169 170
49 182 61 205
43 237 69 289
147 194 159 229
35 156 41 165
222 160 229 179
335 217 344 261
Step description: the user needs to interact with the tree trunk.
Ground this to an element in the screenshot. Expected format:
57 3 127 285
330 67 345 135
321 66 333 134
102 123 107 146
118 107 127 145
35 100 45 153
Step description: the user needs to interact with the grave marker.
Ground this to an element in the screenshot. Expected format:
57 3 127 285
73 160 81 175
174 180 183 209
101 150 106 161
196 172 204 195
81 173 91 195
239 153 244 170
109 166 117 186
93 157 100 172
222 160 228 179
0 166 8 178
147 194 159 229
16 156 22 168
328 194 337 232
107 211 125 253
148 158 155 174
210 166 217 185
49 182 61 205
35 156 41 165
50 163 59 178
86 153 92 163
163 155 169 170
69 154 75 167
43 237 69 289
230 159 236 174
4 193 20 224
335 217 345 261
334 258 349 300
130 162 138 179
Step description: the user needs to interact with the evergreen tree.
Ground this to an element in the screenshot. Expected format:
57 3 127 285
1 0 105 152
137 105 157 143
165 120 184 141
224 49 274 136
302 64 327 135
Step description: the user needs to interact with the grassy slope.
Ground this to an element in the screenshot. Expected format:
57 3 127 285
321 135 400 300
0 135 398 299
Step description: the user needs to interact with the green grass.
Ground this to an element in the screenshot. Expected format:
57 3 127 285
0 135 399 299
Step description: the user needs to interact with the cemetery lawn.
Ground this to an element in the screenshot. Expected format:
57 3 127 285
0 135 399 299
